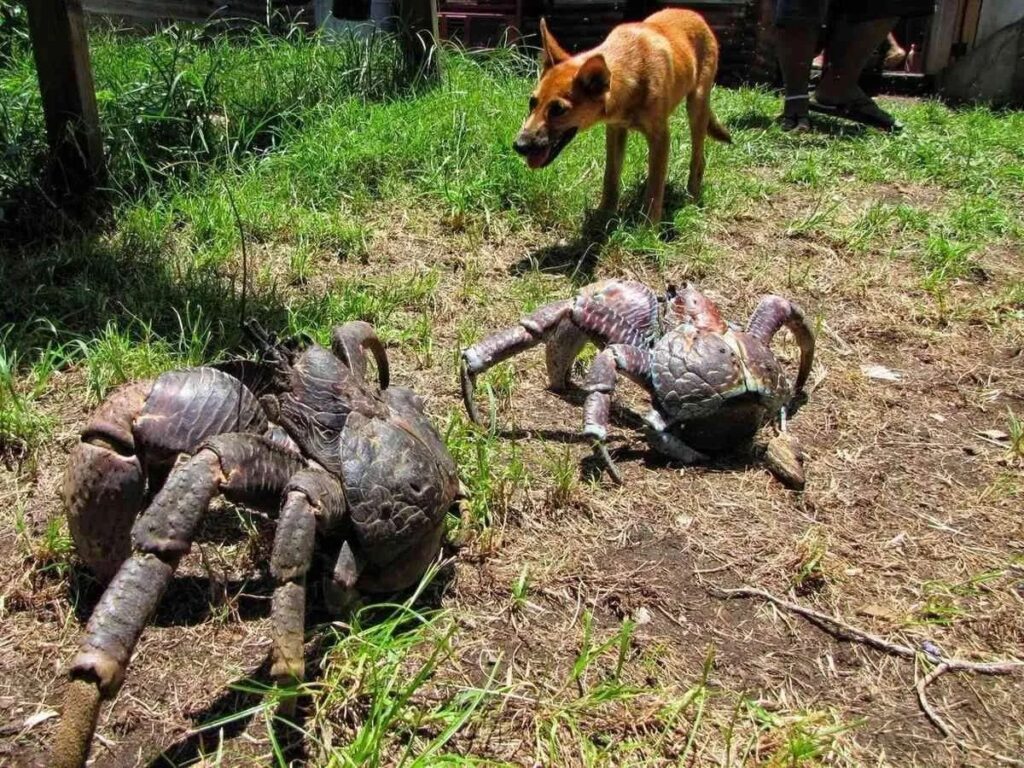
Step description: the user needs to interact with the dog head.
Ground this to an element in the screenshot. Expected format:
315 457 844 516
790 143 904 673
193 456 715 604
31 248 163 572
513 19 610 169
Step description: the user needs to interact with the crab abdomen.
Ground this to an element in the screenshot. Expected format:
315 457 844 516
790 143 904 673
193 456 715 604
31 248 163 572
652 328 744 420
65 367 270 581
651 329 788 451
339 408 457 564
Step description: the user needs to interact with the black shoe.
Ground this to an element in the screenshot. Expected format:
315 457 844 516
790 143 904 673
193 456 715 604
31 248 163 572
809 95 903 133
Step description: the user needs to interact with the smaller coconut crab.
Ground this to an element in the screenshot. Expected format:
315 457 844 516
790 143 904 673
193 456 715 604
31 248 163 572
460 280 814 487
53 321 459 768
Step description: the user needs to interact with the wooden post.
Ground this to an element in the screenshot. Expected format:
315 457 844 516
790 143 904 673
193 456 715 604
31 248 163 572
26 0 104 189
398 0 440 82
925 0 966 75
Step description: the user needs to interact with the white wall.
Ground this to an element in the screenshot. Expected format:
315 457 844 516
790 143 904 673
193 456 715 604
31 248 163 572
976 0 1024 41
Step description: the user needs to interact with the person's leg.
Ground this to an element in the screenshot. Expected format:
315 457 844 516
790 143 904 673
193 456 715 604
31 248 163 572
773 0 827 131
809 13 901 131
815 16 896 104
884 32 907 70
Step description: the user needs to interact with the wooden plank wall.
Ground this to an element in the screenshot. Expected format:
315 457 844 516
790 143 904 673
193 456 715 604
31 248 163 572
81 0 311 23
517 1 770 84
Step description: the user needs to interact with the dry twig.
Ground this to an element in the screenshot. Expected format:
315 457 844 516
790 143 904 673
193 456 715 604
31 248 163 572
710 584 1024 765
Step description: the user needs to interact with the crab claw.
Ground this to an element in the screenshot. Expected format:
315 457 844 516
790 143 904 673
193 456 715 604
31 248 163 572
331 321 390 390
764 432 805 490
63 381 151 581
746 296 815 396
459 359 484 427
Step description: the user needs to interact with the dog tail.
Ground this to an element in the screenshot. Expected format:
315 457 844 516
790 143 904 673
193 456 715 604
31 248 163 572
708 109 731 144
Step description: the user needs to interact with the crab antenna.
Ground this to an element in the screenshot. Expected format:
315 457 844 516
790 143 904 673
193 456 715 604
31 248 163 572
243 318 289 368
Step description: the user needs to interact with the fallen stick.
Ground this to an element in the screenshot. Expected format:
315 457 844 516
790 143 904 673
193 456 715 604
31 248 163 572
710 584 1024 765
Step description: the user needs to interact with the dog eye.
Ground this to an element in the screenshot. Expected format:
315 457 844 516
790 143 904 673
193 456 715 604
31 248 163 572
528 96 539 112
548 101 567 118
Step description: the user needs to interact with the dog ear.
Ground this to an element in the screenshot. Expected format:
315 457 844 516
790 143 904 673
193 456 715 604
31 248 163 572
574 54 610 97
539 18 570 71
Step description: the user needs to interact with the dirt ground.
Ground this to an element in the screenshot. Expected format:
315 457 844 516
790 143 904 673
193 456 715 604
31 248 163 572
1 175 1022 767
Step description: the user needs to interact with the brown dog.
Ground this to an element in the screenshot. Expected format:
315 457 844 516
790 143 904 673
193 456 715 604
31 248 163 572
513 10 731 221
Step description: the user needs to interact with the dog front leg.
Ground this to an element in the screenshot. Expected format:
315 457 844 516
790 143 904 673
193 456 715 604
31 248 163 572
600 125 628 212
642 126 670 223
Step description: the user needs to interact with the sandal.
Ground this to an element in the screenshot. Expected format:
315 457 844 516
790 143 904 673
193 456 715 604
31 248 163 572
779 94 811 133
809 94 902 133
779 112 811 132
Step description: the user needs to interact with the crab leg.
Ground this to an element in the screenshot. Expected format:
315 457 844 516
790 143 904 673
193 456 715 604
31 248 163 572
53 435 303 768
746 296 815 393
460 299 574 424
63 381 152 583
269 469 344 714
331 321 390 390
461 281 660 426
581 344 652 484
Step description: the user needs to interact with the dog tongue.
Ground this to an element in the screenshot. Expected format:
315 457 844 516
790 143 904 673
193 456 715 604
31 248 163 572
526 148 549 169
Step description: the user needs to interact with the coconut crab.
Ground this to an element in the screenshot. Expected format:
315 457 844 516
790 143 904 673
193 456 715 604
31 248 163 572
53 321 459 768
459 280 814 486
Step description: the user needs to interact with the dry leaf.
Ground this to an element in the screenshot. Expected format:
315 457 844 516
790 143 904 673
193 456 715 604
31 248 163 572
860 364 901 382
977 429 1010 442
633 606 652 625
858 604 898 621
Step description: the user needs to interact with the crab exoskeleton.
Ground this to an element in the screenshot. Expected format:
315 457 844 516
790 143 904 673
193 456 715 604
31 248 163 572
459 280 814 486
53 321 459 768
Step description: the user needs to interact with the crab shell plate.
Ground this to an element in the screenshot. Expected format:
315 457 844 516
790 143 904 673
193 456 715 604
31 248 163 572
651 326 790 453
340 387 459 560
271 345 459 579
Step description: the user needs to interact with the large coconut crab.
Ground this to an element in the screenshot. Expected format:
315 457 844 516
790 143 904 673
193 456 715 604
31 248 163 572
459 280 815 486
53 321 459 768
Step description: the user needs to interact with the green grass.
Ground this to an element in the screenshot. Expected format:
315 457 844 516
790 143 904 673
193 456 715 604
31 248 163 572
14 501 75 580
306 577 497 767
2 24 1021 378
444 413 526 532
742 700 859 767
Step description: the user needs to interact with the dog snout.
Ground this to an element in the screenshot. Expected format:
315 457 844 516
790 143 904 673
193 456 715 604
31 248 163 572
513 132 546 156
512 135 533 156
